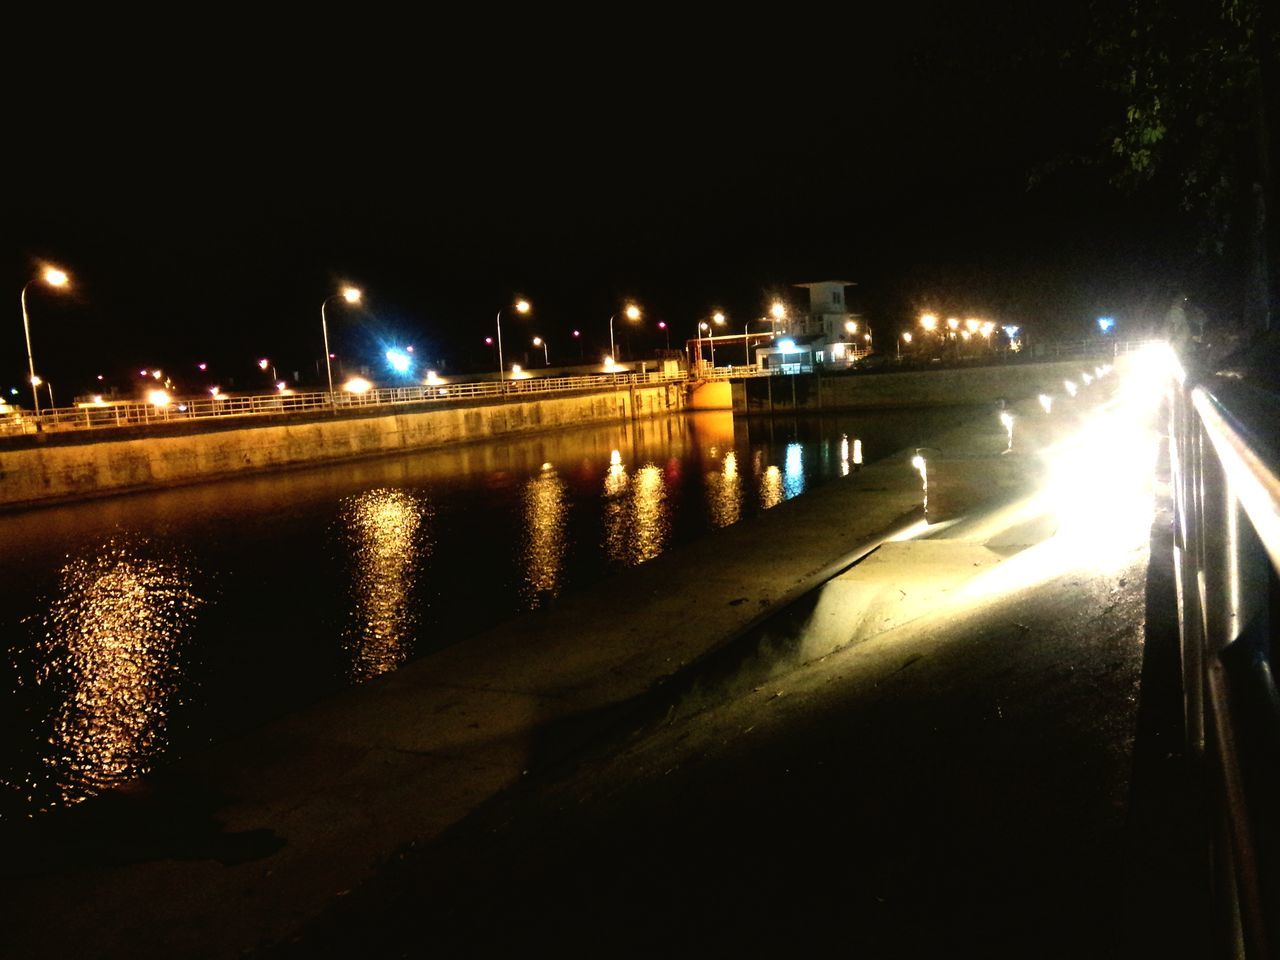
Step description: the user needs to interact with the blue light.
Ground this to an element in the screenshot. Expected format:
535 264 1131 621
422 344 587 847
1097 316 1115 333
778 339 796 352
1002 325 1020 337
385 348 413 375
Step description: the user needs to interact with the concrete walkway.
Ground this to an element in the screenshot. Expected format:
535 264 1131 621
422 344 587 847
7 378 1140 958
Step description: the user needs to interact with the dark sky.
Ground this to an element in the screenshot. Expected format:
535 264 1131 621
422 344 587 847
3 9 1197 399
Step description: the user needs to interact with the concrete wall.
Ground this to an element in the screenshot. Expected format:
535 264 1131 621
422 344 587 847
0 383 683 509
732 359 1105 413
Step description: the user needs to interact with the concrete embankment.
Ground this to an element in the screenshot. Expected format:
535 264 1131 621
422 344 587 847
0 382 683 509
8 386 1056 960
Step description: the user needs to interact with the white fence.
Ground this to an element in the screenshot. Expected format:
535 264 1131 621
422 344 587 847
0 370 687 437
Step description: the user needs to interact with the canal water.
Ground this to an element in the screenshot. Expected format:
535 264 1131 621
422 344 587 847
0 407 976 818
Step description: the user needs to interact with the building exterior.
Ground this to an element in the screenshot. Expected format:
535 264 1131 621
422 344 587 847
753 280 870 371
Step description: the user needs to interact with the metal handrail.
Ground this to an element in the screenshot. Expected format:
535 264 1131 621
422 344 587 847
0 369 687 437
1171 364 1280 959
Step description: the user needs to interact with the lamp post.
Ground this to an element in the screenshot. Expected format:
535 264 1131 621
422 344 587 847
532 336 549 366
610 303 641 361
497 299 531 385
769 301 787 337
20 266 69 416
699 312 726 369
321 286 362 409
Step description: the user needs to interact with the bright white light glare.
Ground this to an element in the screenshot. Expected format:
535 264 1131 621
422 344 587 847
778 339 796 352
1097 316 1116 333
712 312 725 324
342 286 362 303
43 267 69 287
610 449 622 467
147 389 171 407
959 343 1171 602
846 320 858 334
603 356 615 368
210 387 222 398
1003 325 1020 337
515 299 531 314
920 315 937 331
1000 411 1014 450
902 332 913 343
91 395 105 406
385 349 412 374
511 364 523 376
151 370 162 379
425 370 440 385
275 381 287 391
1082 372 1093 385
343 377 372 394
770 302 787 320
1064 380 1078 397
1039 393 1053 413
625 304 641 321
29 375 42 386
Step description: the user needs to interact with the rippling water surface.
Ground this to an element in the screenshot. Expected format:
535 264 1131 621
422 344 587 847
0 408 972 816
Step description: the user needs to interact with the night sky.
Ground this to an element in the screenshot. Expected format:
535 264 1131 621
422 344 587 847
4 9 1205 401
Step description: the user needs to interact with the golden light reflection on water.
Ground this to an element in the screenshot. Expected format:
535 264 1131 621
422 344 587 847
338 489 429 682
603 457 670 566
761 465 783 509
521 464 568 608
706 450 742 528
24 538 204 808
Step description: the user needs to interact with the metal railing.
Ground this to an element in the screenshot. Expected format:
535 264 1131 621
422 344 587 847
0 369 687 437
1170 355 1280 958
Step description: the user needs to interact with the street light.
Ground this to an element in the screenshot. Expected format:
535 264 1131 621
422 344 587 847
769 301 787 336
20 266 70 415
609 303 641 361
497 299 531 385
699 312 726 369
532 336 549 366
321 286 362 409
899 330 913 360
920 314 938 332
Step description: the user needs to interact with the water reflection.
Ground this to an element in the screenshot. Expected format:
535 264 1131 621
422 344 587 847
706 450 742 528
25 537 204 808
785 443 806 499
603 456 670 567
521 464 568 608
338 488 430 682
761 465 783 509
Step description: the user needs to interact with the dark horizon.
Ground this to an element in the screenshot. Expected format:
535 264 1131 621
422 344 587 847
2 8 1229 400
